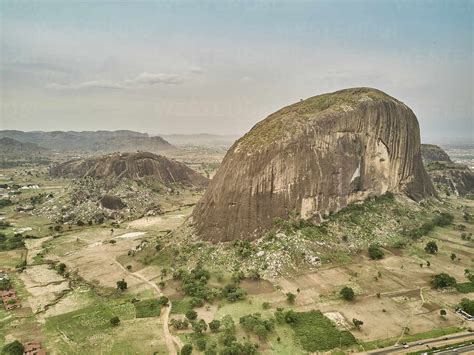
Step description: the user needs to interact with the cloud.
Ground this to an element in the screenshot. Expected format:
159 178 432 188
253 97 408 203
46 72 184 90
240 76 253 82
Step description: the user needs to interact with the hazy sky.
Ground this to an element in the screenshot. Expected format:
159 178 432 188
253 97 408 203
1 0 472 142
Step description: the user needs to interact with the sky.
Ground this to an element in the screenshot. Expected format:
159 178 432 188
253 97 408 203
0 0 472 142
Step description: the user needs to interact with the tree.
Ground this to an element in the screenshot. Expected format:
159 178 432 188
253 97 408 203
286 292 296 304
352 318 364 329
1 340 24 355
431 273 457 289
57 263 66 275
425 241 438 254
221 315 235 333
208 319 221 332
192 319 207 334
186 309 198 320
459 298 474 315
116 279 128 291
195 337 207 351
450 253 457 262
440 309 447 317
110 316 120 326
180 344 193 355
340 286 355 301
368 244 385 260
159 296 169 306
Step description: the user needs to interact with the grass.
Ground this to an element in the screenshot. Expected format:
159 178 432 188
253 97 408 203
170 298 193 315
44 299 135 344
289 310 356 352
134 298 161 318
361 326 463 351
456 282 474 293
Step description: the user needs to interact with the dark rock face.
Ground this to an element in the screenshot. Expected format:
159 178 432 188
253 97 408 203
421 144 452 163
100 195 125 210
192 88 435 242
51 152 209 188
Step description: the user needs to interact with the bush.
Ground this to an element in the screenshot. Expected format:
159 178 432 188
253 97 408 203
180 344 193 355
1 340 24 355
195 337 207 351
110 316 120 326
340 286 355 301
286 292 296 304
116 279 128 291
186 309 198 320
221 283 246 302
368 244 384 260
239 313 275 339
431 273 457 289
209 319 221 332
425 241 438 254
459 298 474 315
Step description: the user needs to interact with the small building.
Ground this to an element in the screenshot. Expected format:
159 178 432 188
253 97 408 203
457 309 474 321
23 341 46 355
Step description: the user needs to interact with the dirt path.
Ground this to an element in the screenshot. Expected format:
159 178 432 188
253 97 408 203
111 258 182 354
395 287 426 345
25 236 52 264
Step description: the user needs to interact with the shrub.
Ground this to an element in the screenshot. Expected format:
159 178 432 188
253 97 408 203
425 241 438 254
195 337 207 351
116 279 127 291
340 286 355 301
239 313 275 339
431 273 457 289
286 292 296 304
352 318 363 329
1 340 24 355
368 244 384 260
185 309 198 320
208 319 221 332
180 344 193 355
110 316 120 326
459 298 474 315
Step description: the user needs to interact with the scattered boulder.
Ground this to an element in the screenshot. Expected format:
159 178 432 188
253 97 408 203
100 195 125 210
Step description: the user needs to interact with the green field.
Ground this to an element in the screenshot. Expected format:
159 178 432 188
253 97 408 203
290 310 356 351
134 298 161 318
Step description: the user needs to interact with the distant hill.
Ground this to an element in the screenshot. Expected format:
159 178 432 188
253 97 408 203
421 144 453 163
160 133 238 147
0 130 175 153
0 137 50 159
50 151 209 188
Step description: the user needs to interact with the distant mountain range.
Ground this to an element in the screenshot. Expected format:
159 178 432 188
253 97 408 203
0 130 175 153
0 137 50 160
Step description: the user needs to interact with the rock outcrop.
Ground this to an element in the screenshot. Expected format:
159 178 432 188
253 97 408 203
192 87 435 242
51 152 209 188
421 144 452 163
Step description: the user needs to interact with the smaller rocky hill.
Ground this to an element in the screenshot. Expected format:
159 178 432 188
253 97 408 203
421 144 453 163
421 144 473 197
50 152 209 188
